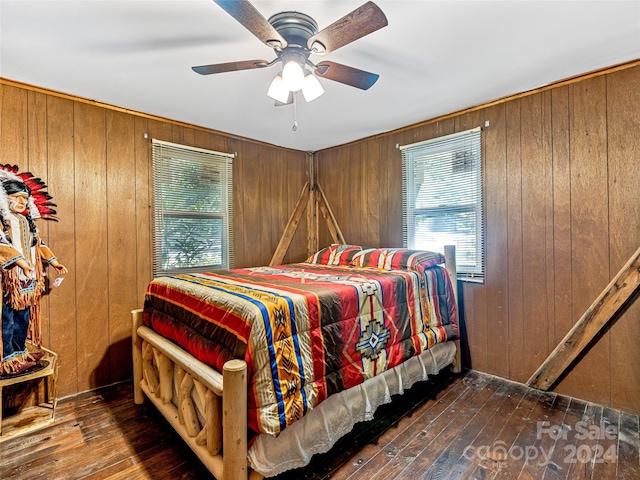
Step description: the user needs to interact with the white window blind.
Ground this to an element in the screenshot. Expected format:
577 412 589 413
401 127 484 281
152 140 234 277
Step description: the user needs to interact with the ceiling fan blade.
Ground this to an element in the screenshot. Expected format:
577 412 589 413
314 61 379 90
307 1 388 54
192 59 270 75
213 0 287 50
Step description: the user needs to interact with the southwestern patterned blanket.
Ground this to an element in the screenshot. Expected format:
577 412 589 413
143 262 457 437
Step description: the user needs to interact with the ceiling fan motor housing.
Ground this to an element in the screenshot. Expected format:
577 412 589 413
268 11 320 62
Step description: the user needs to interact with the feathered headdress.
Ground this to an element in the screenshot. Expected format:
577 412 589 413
0 164 58 221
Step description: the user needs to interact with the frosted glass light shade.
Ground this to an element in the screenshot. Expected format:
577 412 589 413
267 76 289 103
302 74 324 102
282 60 305 92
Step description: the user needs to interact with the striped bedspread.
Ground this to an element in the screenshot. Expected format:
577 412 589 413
143 262 457 436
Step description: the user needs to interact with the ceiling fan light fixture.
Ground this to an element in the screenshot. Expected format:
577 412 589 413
302 73 324 102
267 75 290 103
282 59 305 92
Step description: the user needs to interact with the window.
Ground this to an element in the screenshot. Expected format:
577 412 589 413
152 140 233 277
401 127 484 281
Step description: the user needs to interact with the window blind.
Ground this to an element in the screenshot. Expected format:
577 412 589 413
401 127 484 281
152 140 234 277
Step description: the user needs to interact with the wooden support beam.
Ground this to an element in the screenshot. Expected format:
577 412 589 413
270 182 310 266
527 245 640 390
316 183 346 245
270 153 347 264
306 153 318 257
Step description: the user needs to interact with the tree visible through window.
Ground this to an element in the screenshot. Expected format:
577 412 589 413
152 140 233 276
401 127 484 281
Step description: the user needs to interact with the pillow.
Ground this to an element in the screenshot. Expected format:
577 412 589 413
305 244 363 266
350 248 445 272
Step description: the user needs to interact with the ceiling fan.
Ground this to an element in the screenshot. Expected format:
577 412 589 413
192 0 388 104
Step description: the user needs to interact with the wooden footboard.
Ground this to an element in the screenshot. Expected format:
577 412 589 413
132 309 262 480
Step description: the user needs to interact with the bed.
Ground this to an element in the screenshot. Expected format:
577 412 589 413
132 245 461 480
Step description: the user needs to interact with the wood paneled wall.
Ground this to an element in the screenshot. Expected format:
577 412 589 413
0 82 309 398
3 63 639 415
316 64 640 415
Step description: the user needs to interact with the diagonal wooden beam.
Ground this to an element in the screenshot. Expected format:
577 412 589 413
270 153 347 265
316 183 346 245
269 182 310 266
527 245 640 390
306 153 318 257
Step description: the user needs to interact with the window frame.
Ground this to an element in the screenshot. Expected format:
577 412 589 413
151 139 234 277
401 127 484 282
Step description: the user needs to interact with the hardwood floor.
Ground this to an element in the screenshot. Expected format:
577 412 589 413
1 370 638 479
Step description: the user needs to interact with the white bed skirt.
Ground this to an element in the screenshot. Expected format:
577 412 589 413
248 341 456 477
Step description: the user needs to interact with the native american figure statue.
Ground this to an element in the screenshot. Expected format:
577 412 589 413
0 164 67 376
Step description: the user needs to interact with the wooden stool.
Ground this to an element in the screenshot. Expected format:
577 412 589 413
0 347 58 441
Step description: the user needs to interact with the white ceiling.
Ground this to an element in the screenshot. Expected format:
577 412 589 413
1 1 639 152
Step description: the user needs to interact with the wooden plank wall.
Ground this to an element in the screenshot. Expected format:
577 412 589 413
316 64 640 415
0 82 309 398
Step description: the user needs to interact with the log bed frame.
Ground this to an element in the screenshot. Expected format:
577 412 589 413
131 246 462 480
